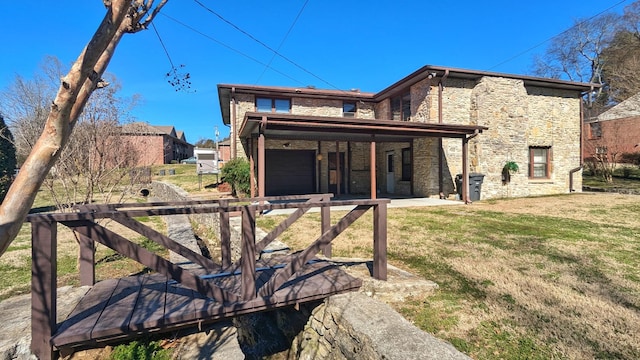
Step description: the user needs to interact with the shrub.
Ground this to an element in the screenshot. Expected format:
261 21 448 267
620 152 640 166
110 339 171 360
220 158 251 196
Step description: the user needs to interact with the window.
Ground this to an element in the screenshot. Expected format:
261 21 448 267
391 92 411 121
401 148 411 181
529 147 551 179
343 101 356 117
256 97 291 113
595 146 608 155
589 122 602 139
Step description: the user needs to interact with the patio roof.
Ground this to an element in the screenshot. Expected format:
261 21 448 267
239 112 488 142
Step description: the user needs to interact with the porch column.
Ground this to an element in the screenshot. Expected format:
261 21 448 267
336 141 341 197
249 138 255 198
370 137 377 200
462 137 469 204
258 117 266 198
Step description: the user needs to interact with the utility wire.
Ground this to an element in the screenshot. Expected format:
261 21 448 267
256 0 310 84
489 0 629 71
160 13 306 86
193 0 342 90
151 22 176 70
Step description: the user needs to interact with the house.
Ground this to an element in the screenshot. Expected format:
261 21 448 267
217 65 595 202
584 93 640 163
217 138 232 164
121 122 194 165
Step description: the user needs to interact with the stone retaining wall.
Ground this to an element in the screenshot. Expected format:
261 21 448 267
287 292 470 360
150 181 243 260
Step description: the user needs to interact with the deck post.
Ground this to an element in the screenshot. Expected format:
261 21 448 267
78 233 95 286
241 206 257 300
219 199 231 268
31 219 57 360
373 203 388 281
321 195 331 258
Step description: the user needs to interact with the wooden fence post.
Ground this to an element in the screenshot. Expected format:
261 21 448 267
31 219 57 360
240 206 256 301
373 203 388 280
321 195 331 258
219 200 231 268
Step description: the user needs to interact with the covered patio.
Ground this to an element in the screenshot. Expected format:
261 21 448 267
239 113 488 203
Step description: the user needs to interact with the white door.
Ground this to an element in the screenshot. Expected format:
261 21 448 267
386 152 395 194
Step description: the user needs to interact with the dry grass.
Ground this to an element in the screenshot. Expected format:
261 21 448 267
256 192 640 359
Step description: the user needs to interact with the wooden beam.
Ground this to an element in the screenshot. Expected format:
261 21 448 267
31 220 57 360
373 203 388 280
258 205 370 297
370 139 377 199
67 220 239 303
241 207 257 301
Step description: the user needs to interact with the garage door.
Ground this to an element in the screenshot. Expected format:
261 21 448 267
265 150 315 196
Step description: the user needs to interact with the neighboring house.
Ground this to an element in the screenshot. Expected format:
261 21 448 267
584 93 640 163
217 65 595 201
217 138 232 164
121 122 194 165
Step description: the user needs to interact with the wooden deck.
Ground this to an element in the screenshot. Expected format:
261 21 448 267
52 257 361 350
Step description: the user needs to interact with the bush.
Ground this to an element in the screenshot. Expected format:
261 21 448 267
620 152 640 166
110 339 171 360
220 158 251 196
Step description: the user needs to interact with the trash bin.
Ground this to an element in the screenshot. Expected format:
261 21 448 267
168 169 175 175
455 173 485 202
159 169 166 176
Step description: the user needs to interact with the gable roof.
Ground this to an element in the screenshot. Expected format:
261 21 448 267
597 92 640 121
218 65 599 125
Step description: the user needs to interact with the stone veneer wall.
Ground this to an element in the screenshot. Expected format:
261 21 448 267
232 78 582 200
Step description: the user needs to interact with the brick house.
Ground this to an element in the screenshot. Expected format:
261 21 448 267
217 65 595 201
584 93 640 163
121 122 194 165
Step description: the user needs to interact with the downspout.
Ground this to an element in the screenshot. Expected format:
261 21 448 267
438 70 449 198
231 87 237 159
569 88 590 192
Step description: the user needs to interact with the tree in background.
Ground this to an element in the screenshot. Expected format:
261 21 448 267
0 1 168 257
0 115 17 202
194 138 216 148
533 1 640 117
2 58 146 211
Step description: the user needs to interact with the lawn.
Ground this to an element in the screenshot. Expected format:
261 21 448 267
257 192 640 359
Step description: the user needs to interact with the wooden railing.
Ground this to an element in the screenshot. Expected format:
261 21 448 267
27 194 389 360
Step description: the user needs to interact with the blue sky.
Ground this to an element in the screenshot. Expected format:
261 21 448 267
0 1 630 142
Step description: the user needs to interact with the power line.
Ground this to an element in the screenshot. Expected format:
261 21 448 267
159 13 306 86
489 0 629 71
256 0 310 84
151 22 176 70
193 0 343 90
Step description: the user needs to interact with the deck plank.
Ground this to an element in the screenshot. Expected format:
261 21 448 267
129 274 168 331
51 278 119 347
51 258 363 350
90 276 144 340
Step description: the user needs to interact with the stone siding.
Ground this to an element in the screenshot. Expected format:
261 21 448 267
232 75 583 200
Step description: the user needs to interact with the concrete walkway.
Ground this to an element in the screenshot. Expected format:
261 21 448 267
263 196 462 216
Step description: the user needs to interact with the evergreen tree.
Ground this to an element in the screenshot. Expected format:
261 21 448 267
0 115 17 202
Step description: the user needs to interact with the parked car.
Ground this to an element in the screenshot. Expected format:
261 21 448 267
180 156 197 164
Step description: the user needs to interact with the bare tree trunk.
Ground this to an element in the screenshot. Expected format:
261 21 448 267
0 0 167 257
